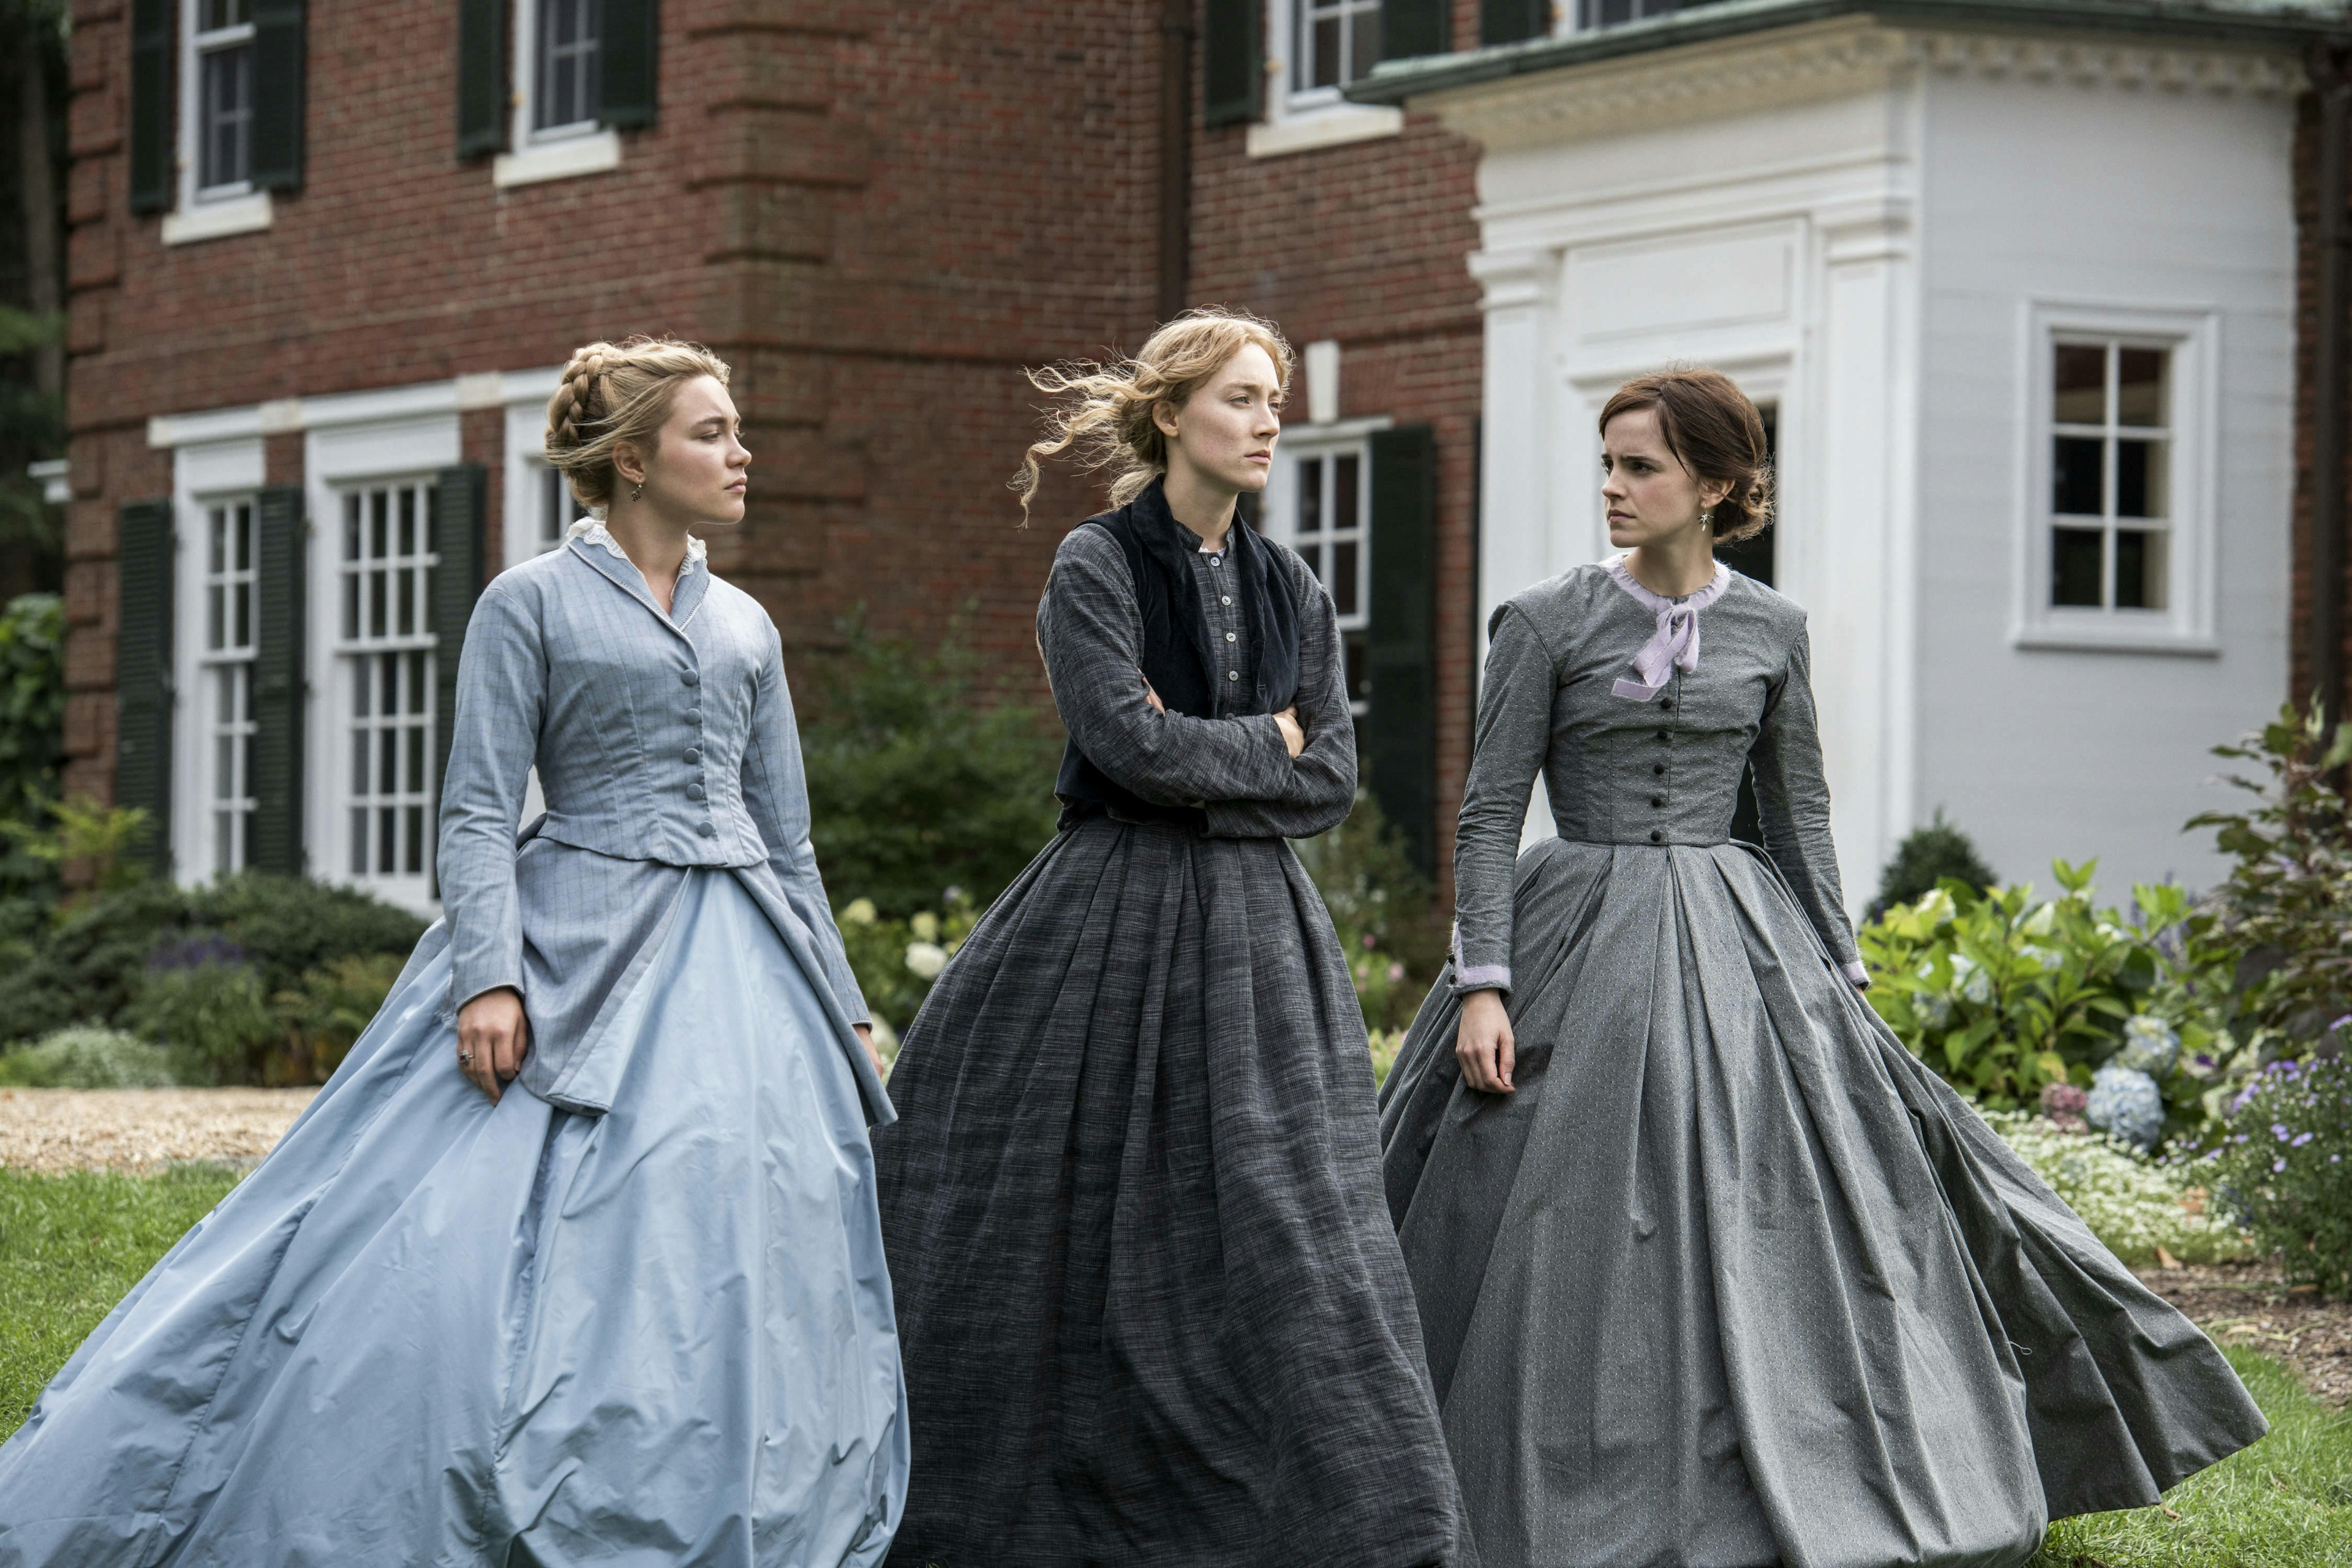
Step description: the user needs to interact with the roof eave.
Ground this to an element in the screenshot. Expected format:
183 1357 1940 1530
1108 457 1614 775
1343 0 2352 105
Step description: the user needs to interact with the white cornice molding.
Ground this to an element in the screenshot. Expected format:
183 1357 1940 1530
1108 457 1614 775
1428 15 2304 152
148 368 567 450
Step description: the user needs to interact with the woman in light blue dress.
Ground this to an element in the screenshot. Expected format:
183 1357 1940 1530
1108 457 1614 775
0 337 907 1568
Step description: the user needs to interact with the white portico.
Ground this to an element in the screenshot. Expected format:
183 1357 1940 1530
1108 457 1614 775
1355 1 2333 905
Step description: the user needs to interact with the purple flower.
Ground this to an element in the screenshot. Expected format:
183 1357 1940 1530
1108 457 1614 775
2295 1131 2316 1147
2276 1158 2290 1173
2275 1123 2293 1140
1361 933 1376 951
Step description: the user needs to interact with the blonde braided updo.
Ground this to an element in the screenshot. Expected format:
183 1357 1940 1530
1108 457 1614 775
544 336 733 512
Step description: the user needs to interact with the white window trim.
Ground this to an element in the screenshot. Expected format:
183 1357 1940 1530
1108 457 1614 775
163 0 272 246
2011 301 2220 656
494 0 621 188
497 368 574 569
1261 415 1392 717
1247 0 1404 159
170 437 266 886
304 412 461 916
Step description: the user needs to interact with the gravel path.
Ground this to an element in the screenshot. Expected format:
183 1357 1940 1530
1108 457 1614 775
0 1087 315 1174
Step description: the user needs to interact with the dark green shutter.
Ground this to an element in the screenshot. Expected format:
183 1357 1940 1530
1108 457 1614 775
1368 426 1439 875
1203 0 1262 129
1480 0 1550 45
600 0 658 130
432 466 488 880
457 0 508 159
250 485 307 876
128 0 173 214
115 500 175 869
249 0 306 192
1380 0 1450 61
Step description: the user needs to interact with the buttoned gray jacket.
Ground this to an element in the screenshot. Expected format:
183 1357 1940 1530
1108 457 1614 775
432 526 889 1125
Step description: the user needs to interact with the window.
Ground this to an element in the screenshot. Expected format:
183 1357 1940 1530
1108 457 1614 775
1575 0 1715 29
535 0 601 132
2049 341 2171 613
194 0 254 192
1290 445 1372 716
533 464 573 554
336 479 439 890
198 497 257 873
1294 0 1382 94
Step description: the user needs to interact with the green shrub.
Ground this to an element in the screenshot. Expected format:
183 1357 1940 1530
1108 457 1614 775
834 893 980 1050
1983 1109 2250 1267
1860 862 2234 1130
270 952 408 1084
1871 808 1996 918
0 873 425 1049
124 949 280 1085
2201 1055 2352 1297
0 594 63 830
801 615 1064 919
1293 792 1449 1035
2189 699 2352 1049
0 1027 178 1088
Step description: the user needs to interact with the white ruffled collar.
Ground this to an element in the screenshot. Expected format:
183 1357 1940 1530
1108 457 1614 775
565 516 707 571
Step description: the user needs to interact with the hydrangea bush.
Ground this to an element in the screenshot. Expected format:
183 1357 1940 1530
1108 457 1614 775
1983 1109 2252 1267
834 892 980 1060
2200 1055 2352 1295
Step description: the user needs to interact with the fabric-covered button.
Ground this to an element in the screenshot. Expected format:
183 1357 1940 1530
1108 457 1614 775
682 669 700 687
687 783 706 802
698 821 716 837
1649 829 1664 843
1654 729 1668 742
1652 763 1665 776
684 747 701 764
1651 796 1665 808
685 707 703 725
1658 698 1673 711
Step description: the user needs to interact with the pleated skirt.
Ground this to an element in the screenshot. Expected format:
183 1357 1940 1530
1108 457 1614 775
873 815 1471 1567
0 869 908 1568
1379 837 2267 1568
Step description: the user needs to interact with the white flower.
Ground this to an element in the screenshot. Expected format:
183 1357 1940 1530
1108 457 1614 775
904 941 949 979
910 911 940 943
842 899 878 927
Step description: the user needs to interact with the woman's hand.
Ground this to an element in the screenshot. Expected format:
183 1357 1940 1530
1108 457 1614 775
1141 675 1166 714
457 987 530 1104
854 1023 883 1079
1455 989 1515 1094
1273 706 1305 759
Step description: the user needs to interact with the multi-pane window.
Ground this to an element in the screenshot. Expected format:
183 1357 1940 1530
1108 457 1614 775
1294 0 1382 94
536 0 603 132
337 480 439 886
200 499 257 874
194 0 255 190
1291 447 1371 716
2049 341 2172 612
537 466 573 552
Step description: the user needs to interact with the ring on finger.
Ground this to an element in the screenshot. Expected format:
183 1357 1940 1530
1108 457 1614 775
458 1049 475 1065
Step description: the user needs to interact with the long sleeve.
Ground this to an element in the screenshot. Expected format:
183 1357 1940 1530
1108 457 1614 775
438 583 545 1014
741 622 871 1027
1749 624 1863 974
1039 527 1296 809
1202 551 1357 840
1449 602 1561 996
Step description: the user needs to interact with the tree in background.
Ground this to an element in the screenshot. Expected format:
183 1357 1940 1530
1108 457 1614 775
0 0 69 602
1872 809 1998 919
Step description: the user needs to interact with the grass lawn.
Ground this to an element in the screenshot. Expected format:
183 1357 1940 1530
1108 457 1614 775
1 1168 2350 1563
0 1164 242 1440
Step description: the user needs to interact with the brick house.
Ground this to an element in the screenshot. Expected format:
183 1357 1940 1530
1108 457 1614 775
56 0 2352 919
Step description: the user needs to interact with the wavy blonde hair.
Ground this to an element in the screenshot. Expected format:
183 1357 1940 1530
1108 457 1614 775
1012 307 1294 523
544 336 733 512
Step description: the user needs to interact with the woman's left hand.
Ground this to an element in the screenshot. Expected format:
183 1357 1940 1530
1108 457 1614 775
854 1023 883 1078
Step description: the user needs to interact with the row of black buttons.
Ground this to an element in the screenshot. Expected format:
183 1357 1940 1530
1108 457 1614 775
684 665 714 835
1653 688 1674 842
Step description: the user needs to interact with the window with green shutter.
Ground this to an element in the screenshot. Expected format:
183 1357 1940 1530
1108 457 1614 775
249 485 307 877
1480 0 1550 46
249 0 306 192
1204 0 1262 128
456 0 508 159
600 0 658 130
116 500 176 869
432 464 488 900
128 0 175 214
1378 0 1449 61
1367 426 1439 875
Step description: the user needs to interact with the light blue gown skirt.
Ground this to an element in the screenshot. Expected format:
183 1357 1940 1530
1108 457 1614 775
0 869 908 1568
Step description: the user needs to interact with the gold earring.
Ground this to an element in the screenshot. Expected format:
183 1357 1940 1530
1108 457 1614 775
1700 509 1714 530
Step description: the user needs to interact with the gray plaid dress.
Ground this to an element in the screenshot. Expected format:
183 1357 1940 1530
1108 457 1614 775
872 519 1470 1567
1379 560 2266 1568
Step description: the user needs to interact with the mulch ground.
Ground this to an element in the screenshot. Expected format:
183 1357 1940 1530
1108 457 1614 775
2137 1259 2352 1408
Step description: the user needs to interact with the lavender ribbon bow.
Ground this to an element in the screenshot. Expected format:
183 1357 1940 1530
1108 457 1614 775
1607 556 1731 701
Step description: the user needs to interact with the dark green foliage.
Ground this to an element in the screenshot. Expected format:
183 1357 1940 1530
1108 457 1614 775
799 615 1064 919
0 594 62 825
0 311 64 590
2203 1056 2352 1298
1871 809 1997 917
1293 791 1449 1034
0 873 425 1047
2189 700 2352 1048
126 956 281 1086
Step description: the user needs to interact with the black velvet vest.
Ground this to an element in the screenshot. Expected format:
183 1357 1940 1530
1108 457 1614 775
1054 480 1300 829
